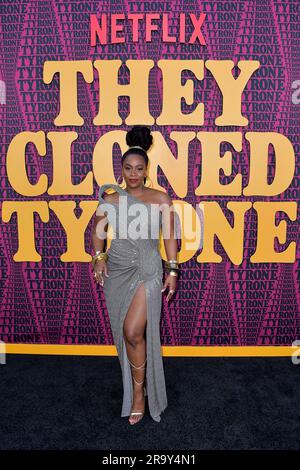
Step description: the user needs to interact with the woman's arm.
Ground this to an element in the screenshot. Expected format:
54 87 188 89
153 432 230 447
91 200 109 286
91 204 108 253
159 193 178 302
160 193 178 260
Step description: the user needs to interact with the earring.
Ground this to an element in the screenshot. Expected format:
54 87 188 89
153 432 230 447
144 175 153 188
117 175 126 187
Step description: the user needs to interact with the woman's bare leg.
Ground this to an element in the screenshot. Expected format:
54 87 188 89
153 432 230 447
123 282 147 424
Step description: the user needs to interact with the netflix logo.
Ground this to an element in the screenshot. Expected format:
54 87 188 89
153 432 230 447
90 13 206 46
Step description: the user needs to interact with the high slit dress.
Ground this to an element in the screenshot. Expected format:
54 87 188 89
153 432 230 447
97 183 168 423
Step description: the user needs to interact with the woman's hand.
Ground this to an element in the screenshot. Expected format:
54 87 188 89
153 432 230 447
161 273 177 303
93 259 109 287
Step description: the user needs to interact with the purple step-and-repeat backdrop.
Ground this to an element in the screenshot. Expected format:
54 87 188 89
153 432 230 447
0 0 299 349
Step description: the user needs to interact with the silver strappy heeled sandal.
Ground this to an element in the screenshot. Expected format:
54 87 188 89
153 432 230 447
128 356 147 424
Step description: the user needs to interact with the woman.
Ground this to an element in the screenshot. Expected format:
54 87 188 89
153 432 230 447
91 126 179 425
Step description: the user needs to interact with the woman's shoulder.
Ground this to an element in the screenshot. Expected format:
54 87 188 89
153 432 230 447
147 187 172 205
102 190 119 204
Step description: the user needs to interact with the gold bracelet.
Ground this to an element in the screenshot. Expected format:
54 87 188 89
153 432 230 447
92 252 108 268
166 265 179 272
92 252 107 262
165 260 178 267
169 270 178 277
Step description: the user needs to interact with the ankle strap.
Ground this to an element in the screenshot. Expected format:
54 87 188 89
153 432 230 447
132 376 145 386
128 357 147 370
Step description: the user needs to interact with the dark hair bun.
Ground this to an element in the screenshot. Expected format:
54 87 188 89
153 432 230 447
126 126 153 152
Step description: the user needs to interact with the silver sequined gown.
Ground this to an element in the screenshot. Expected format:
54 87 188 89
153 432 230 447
97 183 168 422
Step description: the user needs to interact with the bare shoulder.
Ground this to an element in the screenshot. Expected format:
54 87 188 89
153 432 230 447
148 188 172 206
102 190 119 204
